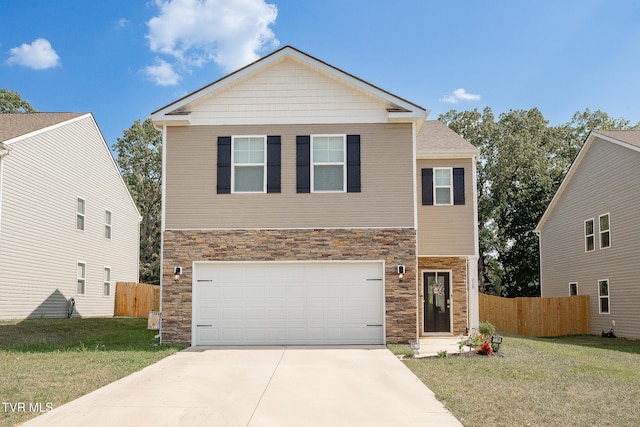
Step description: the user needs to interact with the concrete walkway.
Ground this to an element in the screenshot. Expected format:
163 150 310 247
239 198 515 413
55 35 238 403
21 347 462 427
416 337 470 358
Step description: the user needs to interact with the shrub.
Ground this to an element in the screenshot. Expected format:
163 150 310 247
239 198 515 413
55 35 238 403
478 321 496 340
437 349 448 358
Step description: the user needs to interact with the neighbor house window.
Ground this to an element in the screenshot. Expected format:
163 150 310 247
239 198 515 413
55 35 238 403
569 282 578 296
434 168 453 205
584 219 594 252
77 262 86 295
598 279 610 314
599 213 610 249
104 210 112 239
76 198 85 231
232 136 266 192
103 267 111 296
312 135 345 192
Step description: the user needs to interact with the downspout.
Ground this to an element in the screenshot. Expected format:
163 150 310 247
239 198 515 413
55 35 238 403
535 230 542 297
411 120 420 343
158 124 168 344
0 143 9 236
469 153 480 330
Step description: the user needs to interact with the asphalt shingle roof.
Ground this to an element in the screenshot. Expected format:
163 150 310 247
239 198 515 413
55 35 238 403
594 129 640 148
416 120 478 155
0 113 85 143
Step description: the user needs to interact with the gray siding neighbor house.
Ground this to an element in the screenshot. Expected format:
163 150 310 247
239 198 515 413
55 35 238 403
535 130 640 338
151 46 479 346
0 113 140 319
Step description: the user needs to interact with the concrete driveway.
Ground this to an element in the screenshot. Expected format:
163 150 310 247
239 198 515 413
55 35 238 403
21 346 461 427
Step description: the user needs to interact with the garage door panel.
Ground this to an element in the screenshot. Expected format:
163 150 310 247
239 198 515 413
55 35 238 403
198 307 219 321
246 307 265 321
223 307 242 320
268 307 287 320
245 287 265 299
194 262 384 345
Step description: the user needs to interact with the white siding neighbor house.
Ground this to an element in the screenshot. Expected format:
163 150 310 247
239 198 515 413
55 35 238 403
0 113 140 319
536 130 640 339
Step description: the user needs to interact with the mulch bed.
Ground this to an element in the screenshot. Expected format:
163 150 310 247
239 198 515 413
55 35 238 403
414 351 504 360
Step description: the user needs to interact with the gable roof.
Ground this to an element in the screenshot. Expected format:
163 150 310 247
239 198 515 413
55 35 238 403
535 129 640 233
594 130 640 148
416 120 478 158
150 45 427 125
0 113 85 143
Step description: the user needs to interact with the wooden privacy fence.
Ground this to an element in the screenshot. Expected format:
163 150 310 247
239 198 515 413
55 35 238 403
114 282 160 318
479 294 590 337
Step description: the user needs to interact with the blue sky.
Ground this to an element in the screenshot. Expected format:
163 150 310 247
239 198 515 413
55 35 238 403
2 1 639 147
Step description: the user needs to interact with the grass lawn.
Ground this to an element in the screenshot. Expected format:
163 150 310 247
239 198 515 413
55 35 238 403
0 317 184 427
404 335 640 427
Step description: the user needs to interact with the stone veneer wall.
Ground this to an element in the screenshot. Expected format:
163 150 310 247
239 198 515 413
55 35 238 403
162 228 417 344
418 257 468 336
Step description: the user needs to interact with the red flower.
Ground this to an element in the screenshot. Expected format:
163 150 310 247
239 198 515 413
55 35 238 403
477 339 493 355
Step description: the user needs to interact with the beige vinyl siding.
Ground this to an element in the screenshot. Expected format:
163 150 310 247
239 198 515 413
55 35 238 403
416 158 475 256
539 138 640 338
164 123 414 229
188 56 392 125
0 115 140 319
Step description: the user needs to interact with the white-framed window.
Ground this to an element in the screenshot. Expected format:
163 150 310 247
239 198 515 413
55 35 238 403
103 267 111 296
104 210 112 239
77 262 86 295
232 136 266 193
598 279 610 314
569 282 578 296
76 198 86 231
311 135 346 192
434 168 453 205
584 218 595 252
599 213 611 249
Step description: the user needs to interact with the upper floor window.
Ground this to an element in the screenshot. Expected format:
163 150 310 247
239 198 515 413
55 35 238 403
312 135 345 192
569 282 578 296
584 219 594 252
76 198 85 231
434 168 453 205
421 167 465 206
105 210 112 239
599 213 610 249
598 279 610 314
103 267 111 296
77 262 86 295
232 136 266 193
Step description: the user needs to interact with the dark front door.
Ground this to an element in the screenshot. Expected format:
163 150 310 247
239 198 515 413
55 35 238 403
423 272 451 333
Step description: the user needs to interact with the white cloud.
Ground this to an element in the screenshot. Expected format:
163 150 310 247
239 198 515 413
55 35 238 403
115 18 131 29
7 38 60 70
145 58 181 86
440 88 481 104
145 0 278 83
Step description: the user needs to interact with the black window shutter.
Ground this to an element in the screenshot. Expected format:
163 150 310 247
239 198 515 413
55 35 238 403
266 135 281 193
296 136 311 193
453 167 465 205
346 135 361 192
422 168 433 205
217 136 231 194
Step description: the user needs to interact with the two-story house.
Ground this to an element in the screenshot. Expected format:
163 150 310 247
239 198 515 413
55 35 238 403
535 130 640 339
151 46 478 345
0 113 140 319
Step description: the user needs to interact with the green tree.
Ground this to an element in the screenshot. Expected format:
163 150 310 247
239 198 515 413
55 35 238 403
114 118 162 284
555 108 639 165
0 88 37 113
440 107 639 297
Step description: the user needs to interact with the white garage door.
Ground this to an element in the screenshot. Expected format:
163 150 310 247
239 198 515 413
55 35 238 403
193 261 384 345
